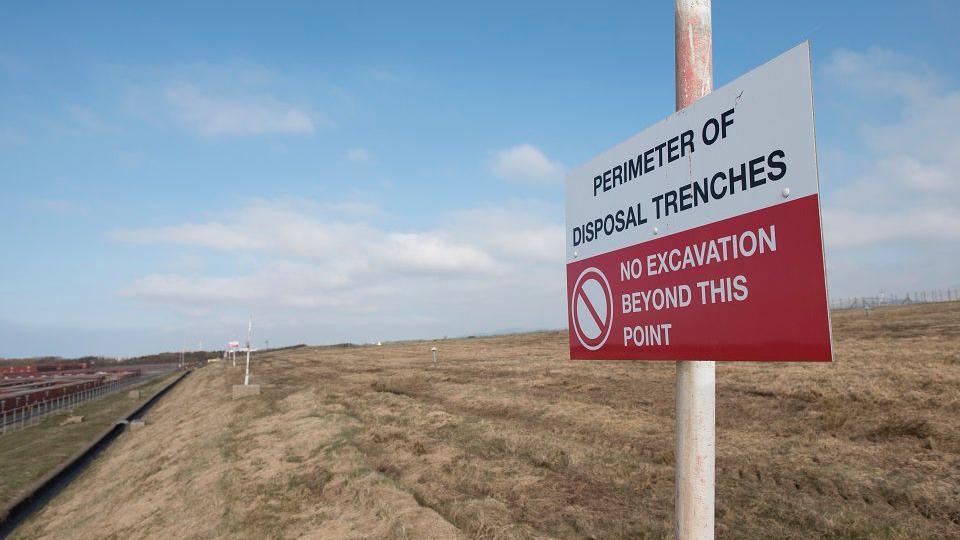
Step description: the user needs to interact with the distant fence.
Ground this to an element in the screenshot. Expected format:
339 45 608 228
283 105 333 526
829 289 960 310
0 374 154 436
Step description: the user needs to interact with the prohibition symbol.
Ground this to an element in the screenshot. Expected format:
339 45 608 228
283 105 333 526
571 267 614 351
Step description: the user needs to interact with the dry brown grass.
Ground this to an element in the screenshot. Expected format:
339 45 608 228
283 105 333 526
14 302 960 539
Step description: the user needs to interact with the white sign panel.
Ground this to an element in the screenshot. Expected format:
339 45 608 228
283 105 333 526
566 42 819 263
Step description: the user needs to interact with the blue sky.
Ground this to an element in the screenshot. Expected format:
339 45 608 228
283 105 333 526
2 1 958 357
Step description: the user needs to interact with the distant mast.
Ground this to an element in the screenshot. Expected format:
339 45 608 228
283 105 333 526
247 315 253 349
244 315 254 386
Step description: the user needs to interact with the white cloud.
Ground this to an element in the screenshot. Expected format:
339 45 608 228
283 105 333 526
111 222 257 251
67 105 119 133
124 274 266 304
164 83 319 137
364 68 398 82
25 198 86 215
491 144 564 184
823 48 940 103
111 198 565 341
325 200 382 217
112 199 516 276
819 48 960 295
824 208 960 249
822 48 960 249
345 148 374 162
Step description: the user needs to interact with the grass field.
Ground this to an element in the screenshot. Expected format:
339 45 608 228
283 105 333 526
13 302 960 539
0 373 177 508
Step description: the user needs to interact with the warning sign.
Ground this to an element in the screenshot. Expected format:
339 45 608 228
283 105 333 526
565 43 831 362
571 267 614 350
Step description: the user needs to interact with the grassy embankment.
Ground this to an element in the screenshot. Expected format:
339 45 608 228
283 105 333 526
13 302 960 539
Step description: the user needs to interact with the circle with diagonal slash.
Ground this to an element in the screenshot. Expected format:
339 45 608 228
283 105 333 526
571 267 614 351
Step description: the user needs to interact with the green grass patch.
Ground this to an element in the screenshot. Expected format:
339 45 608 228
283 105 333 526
0 373 178 506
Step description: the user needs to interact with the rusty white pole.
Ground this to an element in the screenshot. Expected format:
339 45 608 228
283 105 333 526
675 1 715 539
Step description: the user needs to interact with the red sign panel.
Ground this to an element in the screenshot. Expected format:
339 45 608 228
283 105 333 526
566 194 831 361
565 44 831 361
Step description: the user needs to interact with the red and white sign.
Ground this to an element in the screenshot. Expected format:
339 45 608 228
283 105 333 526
228 341 241 350
565 43 831 362
571 267 614 351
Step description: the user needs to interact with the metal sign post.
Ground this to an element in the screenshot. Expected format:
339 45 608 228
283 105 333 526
563 0 830 536
675 1 715 538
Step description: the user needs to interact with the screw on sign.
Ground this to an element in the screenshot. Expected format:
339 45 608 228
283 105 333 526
570 267 614 351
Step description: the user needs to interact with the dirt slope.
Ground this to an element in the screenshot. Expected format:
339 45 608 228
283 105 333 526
14 302 960 539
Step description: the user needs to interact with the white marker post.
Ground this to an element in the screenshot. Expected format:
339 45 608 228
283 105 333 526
244 316 254 385
244 348 251 385
675 1 715 538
